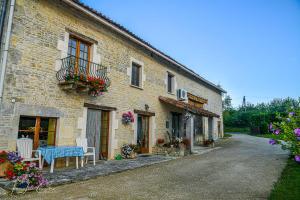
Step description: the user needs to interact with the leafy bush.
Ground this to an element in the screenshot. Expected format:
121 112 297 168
269 110 300 163
223 97 300 135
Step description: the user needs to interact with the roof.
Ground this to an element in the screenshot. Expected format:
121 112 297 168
64 0 226 93
159 96 220 118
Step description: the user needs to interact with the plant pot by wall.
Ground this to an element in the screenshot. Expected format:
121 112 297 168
0 161 13 177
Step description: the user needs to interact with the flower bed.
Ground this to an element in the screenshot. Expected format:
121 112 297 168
0 151 48 193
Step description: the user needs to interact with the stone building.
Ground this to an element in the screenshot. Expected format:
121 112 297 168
0 0 225 159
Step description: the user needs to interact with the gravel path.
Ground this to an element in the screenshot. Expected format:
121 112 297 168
5 134 288 200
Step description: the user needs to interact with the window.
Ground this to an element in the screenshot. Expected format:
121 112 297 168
167 72 174 93
68 36 91 76
18 117 57 149
131 62 141 87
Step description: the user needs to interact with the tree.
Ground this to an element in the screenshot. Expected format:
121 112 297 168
223 95 233 111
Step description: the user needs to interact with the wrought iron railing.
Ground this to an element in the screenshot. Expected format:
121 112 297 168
56 56 110 87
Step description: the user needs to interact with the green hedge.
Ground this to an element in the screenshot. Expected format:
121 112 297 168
224 127 250 133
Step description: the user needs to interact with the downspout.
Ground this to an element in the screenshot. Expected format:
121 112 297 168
0 0 15 102
0 0 8 42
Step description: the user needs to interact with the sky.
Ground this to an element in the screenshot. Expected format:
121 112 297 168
81 0 300 107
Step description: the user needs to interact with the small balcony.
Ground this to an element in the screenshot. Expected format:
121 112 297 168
56 56 110 96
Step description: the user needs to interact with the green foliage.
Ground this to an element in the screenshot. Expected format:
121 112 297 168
224 127 250 133
223 97 300 134
223 133 232 138
271 109 300 156
269 158 300 200
253 133 285 140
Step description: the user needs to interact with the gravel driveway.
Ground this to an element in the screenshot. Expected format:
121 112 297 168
6 134 288 200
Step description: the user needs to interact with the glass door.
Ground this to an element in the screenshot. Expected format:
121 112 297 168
137 115 149 153
172 112 181 139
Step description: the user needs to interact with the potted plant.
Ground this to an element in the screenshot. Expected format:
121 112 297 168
87 77 108 97
129 144 138 158
0 151 13 177
122 111 134 125
0 151 48 193
157 138 165 147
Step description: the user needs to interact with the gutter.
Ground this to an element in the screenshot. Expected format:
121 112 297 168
0 0 15 101
62 0 226 93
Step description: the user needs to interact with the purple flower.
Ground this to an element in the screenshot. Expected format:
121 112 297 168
273 129 280 135
269 123 273 131
295 155 300 163
286 118 291 122
294 128 300 137
7 152 22 163
289 112 295 117
269 139 277 145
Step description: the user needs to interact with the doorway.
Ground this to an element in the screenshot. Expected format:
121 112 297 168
208 117 213 140
193 115 204 145
172 112 181 138
86 109 110 160
137 114 150 153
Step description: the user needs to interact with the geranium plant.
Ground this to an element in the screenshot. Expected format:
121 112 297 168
0 151 48 192
269 109 300 163
122 111 134 124
87 77 109 97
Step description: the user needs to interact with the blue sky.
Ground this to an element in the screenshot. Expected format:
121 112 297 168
81 0 300 107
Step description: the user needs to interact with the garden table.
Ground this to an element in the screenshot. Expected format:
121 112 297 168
37 146 84 173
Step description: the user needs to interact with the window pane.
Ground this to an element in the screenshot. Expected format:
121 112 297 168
18 117 56 148
18 117 36 140
168 73 173 93
131 63 140 86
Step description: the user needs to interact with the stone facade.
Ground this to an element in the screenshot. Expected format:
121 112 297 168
0 0 224 158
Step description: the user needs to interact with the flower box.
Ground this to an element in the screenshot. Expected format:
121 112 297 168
0 161 13 177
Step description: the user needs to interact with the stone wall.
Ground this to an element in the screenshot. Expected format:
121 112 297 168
0 0 223 156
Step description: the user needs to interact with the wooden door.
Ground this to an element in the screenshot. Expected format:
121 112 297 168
137 115 149 153
86 109 101 160
100 111 110 159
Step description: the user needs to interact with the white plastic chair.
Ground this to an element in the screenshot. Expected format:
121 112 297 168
76 138 96 167
16 138 42 169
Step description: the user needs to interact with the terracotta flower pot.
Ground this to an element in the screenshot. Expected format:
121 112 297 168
0 161 13 177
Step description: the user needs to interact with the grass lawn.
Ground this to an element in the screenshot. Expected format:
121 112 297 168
269 158 300 200
224 127 250 133
253 133 285 140
223 133 232 138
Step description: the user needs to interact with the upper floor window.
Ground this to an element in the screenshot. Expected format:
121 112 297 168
167 72 175 93
68 37 91 60
68 36 91 73
131 62 141 87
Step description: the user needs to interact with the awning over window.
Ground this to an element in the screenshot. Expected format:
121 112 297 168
159 96 220 118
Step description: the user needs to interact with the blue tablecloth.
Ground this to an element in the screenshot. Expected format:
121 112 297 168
38 146 84 164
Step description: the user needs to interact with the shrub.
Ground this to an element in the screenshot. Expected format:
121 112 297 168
269 110 300 163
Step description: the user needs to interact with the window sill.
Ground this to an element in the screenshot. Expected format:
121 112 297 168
130 84 143 90
167 92 175 95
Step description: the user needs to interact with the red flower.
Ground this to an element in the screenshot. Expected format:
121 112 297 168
0 158 5 163
5 169 15 180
